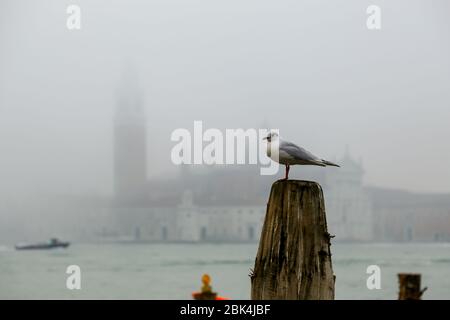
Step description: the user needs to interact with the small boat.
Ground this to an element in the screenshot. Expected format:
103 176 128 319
15 238 70 250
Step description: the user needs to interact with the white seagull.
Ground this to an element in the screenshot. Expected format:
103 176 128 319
263 131 340 180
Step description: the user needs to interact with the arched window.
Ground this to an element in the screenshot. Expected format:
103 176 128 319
201 227 207 241
162 226 168 241
248 226 255 241
134 227 141 241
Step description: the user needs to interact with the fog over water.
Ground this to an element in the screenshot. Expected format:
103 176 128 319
0 1 450 241
1 1 450 301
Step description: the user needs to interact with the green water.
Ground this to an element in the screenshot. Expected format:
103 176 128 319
0 243 449 299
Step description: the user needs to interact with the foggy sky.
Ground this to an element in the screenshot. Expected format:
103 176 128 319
1 0 450 199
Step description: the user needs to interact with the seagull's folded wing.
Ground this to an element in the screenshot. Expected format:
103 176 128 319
280 141 321 162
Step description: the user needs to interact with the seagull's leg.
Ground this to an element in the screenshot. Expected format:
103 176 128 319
285 165 290 180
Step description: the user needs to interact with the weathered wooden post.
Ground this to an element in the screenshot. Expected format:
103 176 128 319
398 273 427 300
251 180 335 300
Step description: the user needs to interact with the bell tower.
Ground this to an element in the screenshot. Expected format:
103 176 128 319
114 68 147 203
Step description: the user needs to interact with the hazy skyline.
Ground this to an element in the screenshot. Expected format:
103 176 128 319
1 0 450 197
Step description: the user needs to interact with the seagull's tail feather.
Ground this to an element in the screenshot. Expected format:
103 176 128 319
322 159 340 167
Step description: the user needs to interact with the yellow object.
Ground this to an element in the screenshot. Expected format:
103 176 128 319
201 274 212 293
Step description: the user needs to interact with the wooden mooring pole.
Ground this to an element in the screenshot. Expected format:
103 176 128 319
251 180 335 300
398 273 427 300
